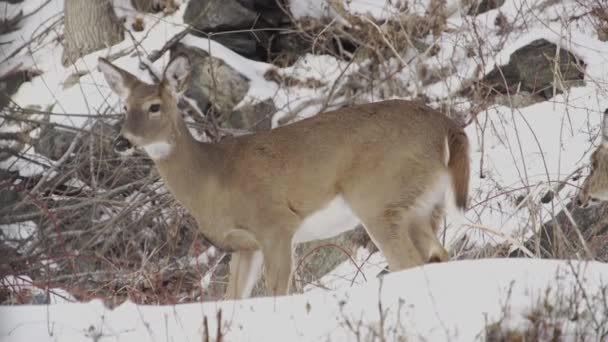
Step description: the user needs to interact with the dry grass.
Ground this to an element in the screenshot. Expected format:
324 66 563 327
484 277 608 341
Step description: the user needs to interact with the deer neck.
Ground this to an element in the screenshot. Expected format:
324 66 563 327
150 119 218 214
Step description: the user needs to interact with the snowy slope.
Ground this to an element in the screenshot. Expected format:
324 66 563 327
1 259 607 341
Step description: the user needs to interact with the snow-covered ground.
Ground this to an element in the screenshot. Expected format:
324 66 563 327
2 0 608 340
1 259 607 341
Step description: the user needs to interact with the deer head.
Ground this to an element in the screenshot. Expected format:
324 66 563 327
577 109 608 208
97 55 191 159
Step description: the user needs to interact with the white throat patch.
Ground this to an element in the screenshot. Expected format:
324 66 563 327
142 142 173 160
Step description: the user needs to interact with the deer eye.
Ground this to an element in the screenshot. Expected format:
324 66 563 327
149 104 161 113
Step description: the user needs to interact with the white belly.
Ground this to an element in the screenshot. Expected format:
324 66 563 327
292 195 361 244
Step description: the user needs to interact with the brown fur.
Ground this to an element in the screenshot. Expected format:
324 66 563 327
448 130 470 210
98 56 471 299
578 110 608 207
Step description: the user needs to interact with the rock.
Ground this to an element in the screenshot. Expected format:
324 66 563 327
269 32 313 66
235 0 288 26
131 0 178 13
0 69 40 111
494 91 542 108
513 200 608 261
34 126 77 161
210 32 271 61
183 0 257 31
0 174 22 212
481 39 585 100
0 170 40 222
183 0 289 61
0 8 22 35
467 0 505 16
225 99 274 132
291 226 376 292
172 44 250 117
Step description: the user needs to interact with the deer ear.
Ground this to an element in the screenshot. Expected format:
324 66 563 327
163 55 191 95
98 58 136 99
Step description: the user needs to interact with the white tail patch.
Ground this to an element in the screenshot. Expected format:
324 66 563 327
292 195 360 244
443 174 466 227
412 172 451 218
142 142 173 160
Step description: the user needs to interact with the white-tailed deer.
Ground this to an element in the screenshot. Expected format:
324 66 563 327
98 55 470 299
578 109 608 208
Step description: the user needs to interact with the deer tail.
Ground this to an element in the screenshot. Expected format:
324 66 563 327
447 129 470 211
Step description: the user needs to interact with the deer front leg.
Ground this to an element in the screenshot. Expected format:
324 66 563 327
261 237 293 297
224 250 264 300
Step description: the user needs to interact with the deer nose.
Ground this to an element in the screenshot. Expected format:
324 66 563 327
113 135 132 153
576 194 593 208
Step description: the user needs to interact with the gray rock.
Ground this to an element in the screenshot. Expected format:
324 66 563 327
172 44 250 117
291 226 376 292
467 0 505 16
183 0 287 60
494 91 542 108
34 126 77 161
210 32 271 60
0 70 38 111
183 0 257 32
513 200 608 261
226 99 274 132
481 39 585 99
0 178 22 212
269 32 313 66
234 0 288 26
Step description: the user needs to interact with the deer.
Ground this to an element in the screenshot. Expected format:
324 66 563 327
97 55 471 300
577 109 608 208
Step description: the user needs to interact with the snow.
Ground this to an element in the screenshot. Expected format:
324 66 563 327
1 275 75 305
1 259 607 341
288 0 460 20
0 221 36 245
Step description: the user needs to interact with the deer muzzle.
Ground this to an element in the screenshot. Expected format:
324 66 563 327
113 135 133 153
576 189 599 208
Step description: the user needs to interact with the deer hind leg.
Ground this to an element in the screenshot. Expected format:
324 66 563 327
410 205 449 263
359 211 426 272
224 250 264 300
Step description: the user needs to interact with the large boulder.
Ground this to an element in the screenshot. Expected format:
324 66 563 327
481 39 585 100
183 0 289 60
225 99 274 132
512 200 608 261
172 44 250 117
34 126 76 161
467 0 505 16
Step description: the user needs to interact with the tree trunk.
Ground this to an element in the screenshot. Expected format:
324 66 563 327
62 0 124 66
